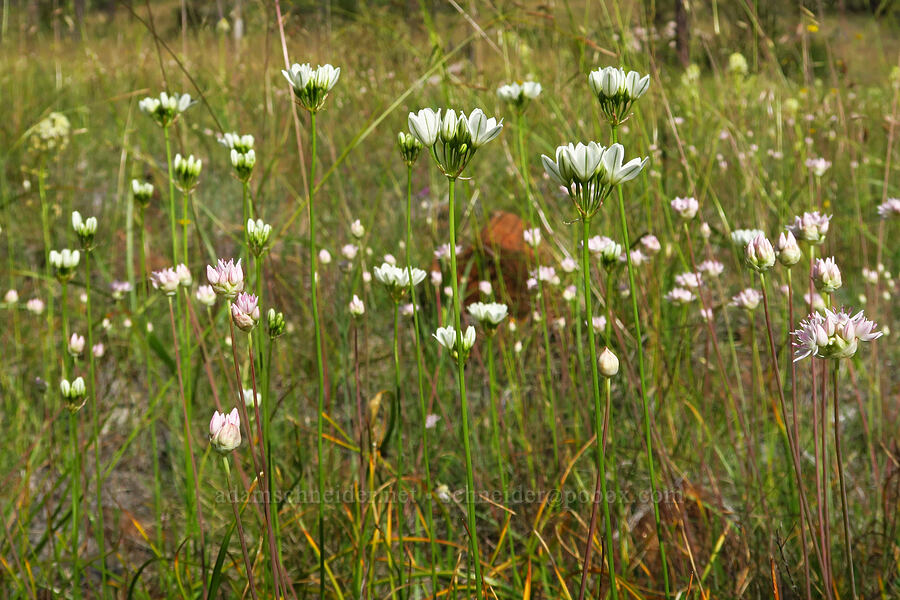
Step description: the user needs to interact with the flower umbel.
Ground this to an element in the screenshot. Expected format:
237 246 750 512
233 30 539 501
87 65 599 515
588 66 650 125
282 63 341 113
792 307 881 361
139 91 192 128
207 259 244 298
541 142 647 218
407 108 503 179
231 292 260 332
50 249 81 281
209 408 242 453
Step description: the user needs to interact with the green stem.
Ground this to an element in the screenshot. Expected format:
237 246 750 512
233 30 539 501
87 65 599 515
406 164 438 595
84 252 106 591
578 216 618 600
308 111 328 600
612 127 671 599
182 189 190 266
392 301 406 599
243 180 251 265
167 296 207 596
487 335 517 582
163 125 178 264
448 177 484 598
537 278 559 468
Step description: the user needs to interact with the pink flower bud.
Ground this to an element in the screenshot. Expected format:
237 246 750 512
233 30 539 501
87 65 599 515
209 408 241 453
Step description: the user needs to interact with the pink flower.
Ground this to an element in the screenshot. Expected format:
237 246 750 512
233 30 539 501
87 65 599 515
207 258 244 298
209 408 241 453
151 267 180 295
230 292 260 332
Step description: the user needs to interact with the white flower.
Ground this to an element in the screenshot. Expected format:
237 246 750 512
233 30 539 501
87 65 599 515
220 132 255 152
175 263 193 286
26 298 45 314
318 249 332 265
478 280 493 296
665 287 695 304
805 157 831 177
467 302 508 328
731 288 762 310
523 228 541 248
196 285 216 307
350 219 365 239
465 108 504 149
433 325 476 355
349 294 365 317
68 333 85 356
877 198 900 219
242 388 262 407
374 262 426 297
670 196 698 220
730 229 765 247
727 52 748 76
131 180 154 205
247 219 272 255
697 260 724 277
640 234 661 254
408 108 441 147
497 81 542 106
71 211 98 247
675 272 703 289
3 289 18 304
560 257 577 273
282 62 340 112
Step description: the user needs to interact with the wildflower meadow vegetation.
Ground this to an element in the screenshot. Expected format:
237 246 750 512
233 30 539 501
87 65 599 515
2 1 900 598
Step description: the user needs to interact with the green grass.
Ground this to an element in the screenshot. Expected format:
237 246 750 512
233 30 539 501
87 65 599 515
1 1 899 598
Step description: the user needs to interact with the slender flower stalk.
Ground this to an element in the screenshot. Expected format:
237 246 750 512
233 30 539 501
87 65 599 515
401 152 439 594
166 295 207 596
446 178 483 596
409 106 502 598
82 242 106 590
611 125 671 599
284 61 340 597
222 455 259 600
832 363 858 599
577 216 618 600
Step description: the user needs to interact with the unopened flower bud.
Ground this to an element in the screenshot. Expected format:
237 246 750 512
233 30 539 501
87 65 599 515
348 294 365 317
267 308 286 338
598 347 619 377
812 257 842 293
776 231 802 267
745 233 775 272
209 408 241 453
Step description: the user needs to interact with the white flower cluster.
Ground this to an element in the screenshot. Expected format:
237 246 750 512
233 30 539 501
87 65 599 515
139 91 192 127
282 63 341 113
541 142 647 218
588 67 650 124
497 80 541 108
407 108 503 178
